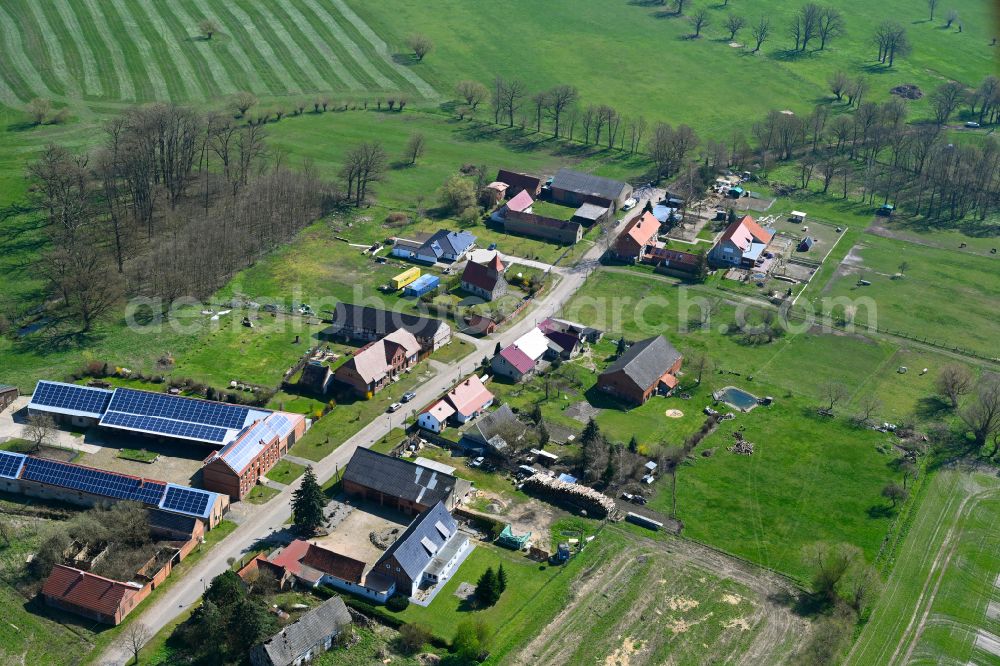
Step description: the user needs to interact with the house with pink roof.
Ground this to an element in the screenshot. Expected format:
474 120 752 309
708 215 775 268
446 375 495 422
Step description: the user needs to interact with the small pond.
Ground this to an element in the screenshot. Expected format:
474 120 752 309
717 386 759 412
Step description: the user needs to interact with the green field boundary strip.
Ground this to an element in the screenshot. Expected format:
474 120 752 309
846 469 1000 665
65 0 120 100
36 2 86 98
203 0 286 97
174 0 254 95
233 0 323 95
84 0 156 101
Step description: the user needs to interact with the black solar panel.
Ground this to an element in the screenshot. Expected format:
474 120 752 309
107 388 251 429
101 411 229 443
0 451 26 479
31 381 112 416
162 485 213 517
21 457 166 505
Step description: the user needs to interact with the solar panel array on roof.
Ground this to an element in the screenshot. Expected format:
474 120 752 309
218 413 294 472
21 457 166 505
101 410 229 444
0 451 27 479
160 484 214 518
106 388 252 429
29 381 113 418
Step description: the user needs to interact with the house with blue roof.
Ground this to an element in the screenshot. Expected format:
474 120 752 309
392 229 476 264
372 501 471 598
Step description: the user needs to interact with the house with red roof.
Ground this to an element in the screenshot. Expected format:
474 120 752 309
708 215 774 268
461 253 508 301
264 540 394 603
612 212 661 260
42 564 146 625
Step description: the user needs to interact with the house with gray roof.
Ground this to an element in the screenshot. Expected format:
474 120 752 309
342 448 469 514
463 404 527 455
597 335 683 405
550 168 633 213
372 501 471 598
250 596 352 666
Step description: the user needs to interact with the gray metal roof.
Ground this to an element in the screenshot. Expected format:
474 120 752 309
601 335 682 393
343 448 454 507
255 596 351 666
376 502 458 581
552 168 629 201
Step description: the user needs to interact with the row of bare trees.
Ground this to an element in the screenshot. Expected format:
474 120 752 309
26 104 338 331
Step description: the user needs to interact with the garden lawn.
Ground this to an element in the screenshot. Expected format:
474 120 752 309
265 459 306 485
392 538 614 662
117 448 159 463
653 394 901 582
245 484 280 504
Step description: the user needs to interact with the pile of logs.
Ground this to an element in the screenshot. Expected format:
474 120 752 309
523 474 622 520
728 430 755 455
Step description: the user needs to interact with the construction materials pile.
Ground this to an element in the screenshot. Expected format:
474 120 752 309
728 430 755 455
523 474 622 519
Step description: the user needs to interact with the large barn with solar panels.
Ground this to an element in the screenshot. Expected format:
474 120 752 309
0 449 228 528
25 380 307 500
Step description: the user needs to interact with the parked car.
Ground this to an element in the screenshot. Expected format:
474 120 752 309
631 494 648 505
621 197 637 211
487 243 497 251
966 121 981 128
401 391 417 403
469 456 485 468
386 402 402 413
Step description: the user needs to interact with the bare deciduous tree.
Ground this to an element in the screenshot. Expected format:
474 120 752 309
725 14 747 41
927 0 939 21
28 98 51 126
455 80 488 113
341 141 387 207
929 81 966 125
816 6 844 50
118 622 151 665
818 381 850 413
403 132 426 165
406 34 434 61
751 16 770 52
545 84 578 138
937 364 974 408
961 373 1000 453
690 8 710 37
24 413 56 451
829 70 850 101
233 91 258 118
804 541 860 603
198 19 219 40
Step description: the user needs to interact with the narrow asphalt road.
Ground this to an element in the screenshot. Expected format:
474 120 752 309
98 220 622 665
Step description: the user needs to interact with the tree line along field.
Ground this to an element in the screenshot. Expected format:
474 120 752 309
0 0 434 110
350 0 996 136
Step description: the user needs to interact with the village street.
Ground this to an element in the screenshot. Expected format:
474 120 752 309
97 218 624 665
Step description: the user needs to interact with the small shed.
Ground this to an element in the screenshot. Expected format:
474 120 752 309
790 210 807 223
404 274 440 297
644 461 657 472
497 524 532 550
798 236 815 252
728 187 744 199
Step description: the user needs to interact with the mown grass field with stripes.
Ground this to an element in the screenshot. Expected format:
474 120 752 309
0 0 437 111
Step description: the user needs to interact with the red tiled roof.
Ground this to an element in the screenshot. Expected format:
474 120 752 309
42 565 139 618
487 253 505 272
661 373 679 389
499 345 536 374
300 544 366 583
269 539 311 576
462 260 503 293
447 375 494 417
